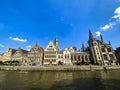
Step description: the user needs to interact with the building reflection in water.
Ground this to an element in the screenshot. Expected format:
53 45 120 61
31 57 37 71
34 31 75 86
0 71 120 90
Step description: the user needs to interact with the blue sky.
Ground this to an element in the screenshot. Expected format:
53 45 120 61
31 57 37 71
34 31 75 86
0 0 120 53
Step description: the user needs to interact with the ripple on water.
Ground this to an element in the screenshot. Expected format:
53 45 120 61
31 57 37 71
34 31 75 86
0 70 120 90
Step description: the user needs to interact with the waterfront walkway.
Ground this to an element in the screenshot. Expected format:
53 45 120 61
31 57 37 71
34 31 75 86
0 65 120 71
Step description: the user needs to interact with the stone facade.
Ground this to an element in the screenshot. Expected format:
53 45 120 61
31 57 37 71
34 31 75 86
115 47 120 64
57 47 90 65
1 47 16 62
28 43 44 66
12 48 28 65
0 54 2 60
44 41 57 65
88 30 117 65
63 48 72 65
57 52 63 65
71 51 90 65
0 30 117 66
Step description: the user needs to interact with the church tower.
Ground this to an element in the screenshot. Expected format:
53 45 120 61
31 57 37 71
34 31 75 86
54 37 58 52
88 30 103 64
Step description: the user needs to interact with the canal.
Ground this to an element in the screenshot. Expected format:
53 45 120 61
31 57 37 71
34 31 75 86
0 70 120 90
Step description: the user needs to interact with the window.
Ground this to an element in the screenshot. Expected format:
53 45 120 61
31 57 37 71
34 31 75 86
85 56 88 61
71 56 73 61
108 48 112 52
82 56 84 62
78 56 80 61
65 55 66 59
103 54 107 60
95 42 97 45
74 56 76 60
109 54 114 60
58 55 60 58
68 55 69 58
101 48 105 52
96 47 97 50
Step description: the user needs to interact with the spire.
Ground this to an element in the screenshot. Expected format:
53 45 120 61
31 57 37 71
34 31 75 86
89 29 94 41
81 42 86 52
55 36 58 42
35 42 39 47
100 34 104 42
109 41 111 45
54 36 58 52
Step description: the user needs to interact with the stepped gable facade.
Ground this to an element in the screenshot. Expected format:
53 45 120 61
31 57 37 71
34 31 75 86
1 47 16 62
12 48 28 65
28 43 44 65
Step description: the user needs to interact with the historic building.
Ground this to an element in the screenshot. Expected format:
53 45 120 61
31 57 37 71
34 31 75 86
44 37 58 65
0 54 2 60
68 45 90 65
28 43 44 66
115 47 120 64
71 51 90 65
44 40 58 65
88 30 117 65
57 51 63 65
57 46 90 65
1 47 16 62
0 30 117 66
63 47 72 65
12 48 28 65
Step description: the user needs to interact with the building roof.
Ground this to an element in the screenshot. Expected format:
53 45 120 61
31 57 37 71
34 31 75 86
20 49 28 54
31 42 44 53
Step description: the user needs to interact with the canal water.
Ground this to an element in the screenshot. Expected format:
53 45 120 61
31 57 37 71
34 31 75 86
0 70 120 90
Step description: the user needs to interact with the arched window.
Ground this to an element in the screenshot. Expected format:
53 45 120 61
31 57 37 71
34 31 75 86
65 55 67 59
108 47 112 52
78 56 80 61
101 48 105 52
68 55 69 58
85 56 88 61
71 56 73 61
82 56 84 63
103 54 107 60
109 54 114 60
74 56 76 60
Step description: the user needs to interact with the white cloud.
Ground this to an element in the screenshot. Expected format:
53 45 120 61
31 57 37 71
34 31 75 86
100 24 110 30
0 44 4 47
9 36 27 42
100 23 114 31
100 7 120 31
95 31 101 37
26 45 32 48
112 7 120 19
112 14 120 19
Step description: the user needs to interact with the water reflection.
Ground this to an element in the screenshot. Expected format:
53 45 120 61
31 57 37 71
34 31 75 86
0 70 120 90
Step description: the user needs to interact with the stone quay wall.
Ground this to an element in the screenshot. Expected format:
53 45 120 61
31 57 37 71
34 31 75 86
0 65 120 71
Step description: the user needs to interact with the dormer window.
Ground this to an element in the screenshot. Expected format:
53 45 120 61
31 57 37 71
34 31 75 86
107 47 112 52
